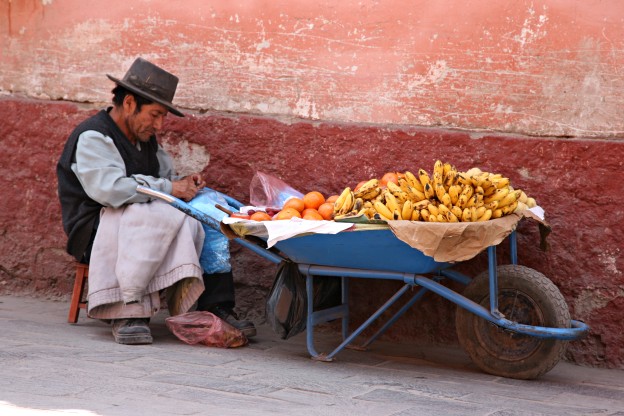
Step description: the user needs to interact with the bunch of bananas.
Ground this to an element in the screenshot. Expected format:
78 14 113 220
332 160 537 222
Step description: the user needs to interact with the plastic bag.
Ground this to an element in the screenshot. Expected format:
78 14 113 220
165 311 248 348
188 189 233 274
265 260 307 340
249 171 304 208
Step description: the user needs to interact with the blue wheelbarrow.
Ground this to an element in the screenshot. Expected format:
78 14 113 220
137 186 589 380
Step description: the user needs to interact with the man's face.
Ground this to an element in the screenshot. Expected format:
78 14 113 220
123 96 168 143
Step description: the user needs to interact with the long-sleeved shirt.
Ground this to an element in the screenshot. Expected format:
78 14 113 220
72 130 177 208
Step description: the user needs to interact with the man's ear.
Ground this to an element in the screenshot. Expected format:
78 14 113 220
122 94 137 114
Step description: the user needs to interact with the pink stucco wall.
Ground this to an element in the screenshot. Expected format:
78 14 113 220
0 1 623 369
2 0 623 137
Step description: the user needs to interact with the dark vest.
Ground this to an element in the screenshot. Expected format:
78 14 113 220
56 108 160 261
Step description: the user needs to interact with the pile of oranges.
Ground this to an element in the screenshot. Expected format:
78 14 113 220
248 191 338 222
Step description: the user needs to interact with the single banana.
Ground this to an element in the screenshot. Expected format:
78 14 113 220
418 169 431 189
437 204 450 216
354 178 381 200
384 189 400 212
451 206 463 219
393 209 402 220
414 200 431 210
497 190 520 208
444 169 458 188
518 190 528 204
477 209 492 222
470 206 478 222
432 172 444 191
435 183 447 202
427 203 440 217
457 194 469 209
437 214 447 223
411 209 421 221
461 208 472 222
526 197 537 208
373 200 394 220
446 210 459 222
410 187 427 202
440 192 452 208
460 184 474 200
338 191 355 215
515 201 528 212
353 197 364 212
433 160 444 177
401 200 414 221
333 187 352 214
404 171 424 192
448 184 461 205
457 173 472 186
423 182 435 199
465 194 477 208
475 206 487 219
501 201 518 215
420 208 431 221
483 188 509 204
494 177 510 189
387 181 409 203
443 162 454 178
484 200 499 210
492 208 503 219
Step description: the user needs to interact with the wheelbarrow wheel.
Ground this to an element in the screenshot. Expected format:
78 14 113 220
455 264 570 380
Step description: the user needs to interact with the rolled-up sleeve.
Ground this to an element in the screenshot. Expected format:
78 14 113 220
72 130 173 208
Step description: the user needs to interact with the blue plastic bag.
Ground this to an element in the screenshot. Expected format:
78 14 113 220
188 188 234 274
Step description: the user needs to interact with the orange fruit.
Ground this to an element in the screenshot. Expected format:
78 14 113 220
274 207 302 220
283 197 305 212
302 209 324 221
317 202 334 220
326 195 339 204
301 208 318 217
250 212 272 221
380 172 399 187
303 191 325 210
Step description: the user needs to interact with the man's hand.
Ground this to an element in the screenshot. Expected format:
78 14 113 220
171 173 206 202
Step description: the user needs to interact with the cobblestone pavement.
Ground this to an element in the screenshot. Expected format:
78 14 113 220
1 295 623 416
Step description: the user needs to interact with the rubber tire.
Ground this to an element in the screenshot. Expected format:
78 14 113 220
456 265 570 379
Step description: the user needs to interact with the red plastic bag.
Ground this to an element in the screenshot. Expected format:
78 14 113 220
165 311 248 348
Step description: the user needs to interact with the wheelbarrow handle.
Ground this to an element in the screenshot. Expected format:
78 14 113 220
136 185 222 233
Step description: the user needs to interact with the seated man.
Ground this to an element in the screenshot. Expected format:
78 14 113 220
56 57 255 344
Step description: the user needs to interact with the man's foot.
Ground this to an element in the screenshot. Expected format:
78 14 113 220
208 305 257 338
112 318 153 345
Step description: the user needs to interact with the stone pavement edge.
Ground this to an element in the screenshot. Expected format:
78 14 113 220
0 295 623 416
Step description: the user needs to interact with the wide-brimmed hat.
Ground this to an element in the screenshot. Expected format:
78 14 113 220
107 57 184 117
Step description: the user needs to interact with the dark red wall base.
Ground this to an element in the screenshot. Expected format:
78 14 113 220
1 98 622 368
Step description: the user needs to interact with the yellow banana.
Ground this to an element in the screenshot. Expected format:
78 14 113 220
393 209 402 220
333 187 352 214
461 208 472 222
440 192 452 208
484 200 499 210
435 183 447 201
432 172 444 191
448 184 461 205
384 190 400 212
526 197 537 208
411 209 421 221
457 173 472 186
492 209 503 219
515 201 528 212
465 194 477 208
418 169 431 189
494 177 510 189
451 206 463 219
410 187 426 202
443 162 454 178
446 211 459 222
338 191 355 215
373 200 394 220
423 182 435 199
354 178 381 200
460 184 474 200
404 171 424 192
401 200 414 221
475 206 487 219
437 204 450 216
427 203 440 217
433 160 444 177
518 190 528 204
420 208 431 221
353 197 364 212
477 209 492 222
387 181 409 203
437 214 447 222
470 206 478 222
457 194 469 209
414 200 431 210
444 169 458 188
501 201 518 215
497 190 520 208
484 188 509 204
464 167 482 177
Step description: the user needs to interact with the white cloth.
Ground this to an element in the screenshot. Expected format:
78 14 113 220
222 216 353 248
87 200 206 319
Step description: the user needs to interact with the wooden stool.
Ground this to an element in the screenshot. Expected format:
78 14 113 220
68 263 89 323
